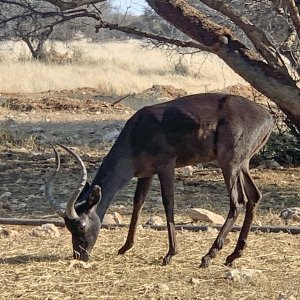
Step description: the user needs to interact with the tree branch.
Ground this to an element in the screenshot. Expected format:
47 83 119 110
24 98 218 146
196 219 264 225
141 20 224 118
199 0 288 71
95 21 209 50
146 0 300 127
46 0 105 11
282 0 300 40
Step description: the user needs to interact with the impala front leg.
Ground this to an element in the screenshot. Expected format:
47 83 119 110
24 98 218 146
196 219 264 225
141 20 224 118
118 176 153 255
158 163 177 265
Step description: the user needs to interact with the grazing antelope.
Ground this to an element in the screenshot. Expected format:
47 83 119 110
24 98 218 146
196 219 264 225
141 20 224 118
45 93 273 267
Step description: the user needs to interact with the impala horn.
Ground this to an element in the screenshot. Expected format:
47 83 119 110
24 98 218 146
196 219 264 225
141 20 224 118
45 143 87 220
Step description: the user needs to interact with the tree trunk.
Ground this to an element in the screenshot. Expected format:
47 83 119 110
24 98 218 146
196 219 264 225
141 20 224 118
146 0 300 131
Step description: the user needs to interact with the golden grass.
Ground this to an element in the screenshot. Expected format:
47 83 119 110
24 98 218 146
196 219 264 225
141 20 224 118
0 225 300 300
0 40 244 95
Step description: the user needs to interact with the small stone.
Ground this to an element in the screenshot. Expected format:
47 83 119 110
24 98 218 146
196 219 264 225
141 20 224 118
189 208 225 224
278 294 285 300
189 277 200 285
68 260 91 269
280 207 300 221
225 268 265 283
155 283 169 291
0 192 12 199
258 159 282 170
183 166 194 177
205 227 219 234
254 220 262 226
31 223 60 238
113 212 123 224
103 214 117 225
16 178 25 184
145 216 164 226
31 151 43 156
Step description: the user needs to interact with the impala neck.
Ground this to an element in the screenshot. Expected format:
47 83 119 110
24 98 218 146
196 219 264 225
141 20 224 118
91 133 134 222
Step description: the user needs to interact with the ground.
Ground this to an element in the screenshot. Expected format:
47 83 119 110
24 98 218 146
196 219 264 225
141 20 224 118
0 87 300 300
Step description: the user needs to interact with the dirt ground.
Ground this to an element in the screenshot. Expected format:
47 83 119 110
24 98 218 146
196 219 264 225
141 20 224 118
0 87 300 299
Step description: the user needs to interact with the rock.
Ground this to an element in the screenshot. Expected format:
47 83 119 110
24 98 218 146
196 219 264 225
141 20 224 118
31 223 60 238
189 277 200 285
113 212 123 224
102 214 117 225
68 260 91 270
145 216 164 226
189 208 225 224
102 212 123 225
0 192 12 199
31 151 43 156
205 227 219 234
102 130 120 143
154 283 169 291
254 219 262 226
16 178 25 184
183 166 194 177
258 159 282 170
277 293 297 300
225 268 265 283
280 207 300 221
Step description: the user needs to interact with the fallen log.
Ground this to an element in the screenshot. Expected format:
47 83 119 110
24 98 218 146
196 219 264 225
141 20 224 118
0 217 299 234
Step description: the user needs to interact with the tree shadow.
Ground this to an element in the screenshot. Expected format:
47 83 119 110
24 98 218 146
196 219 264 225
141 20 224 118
0 254 62 265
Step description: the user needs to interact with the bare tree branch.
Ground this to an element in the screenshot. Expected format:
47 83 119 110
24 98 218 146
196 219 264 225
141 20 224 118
96 21 209 50
199 0 289 72
146 0 300 129
46 0 105 11
282 0 300 39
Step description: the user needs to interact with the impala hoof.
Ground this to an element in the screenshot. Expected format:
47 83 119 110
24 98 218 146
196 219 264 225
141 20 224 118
117 244 133 255
200 256 210 268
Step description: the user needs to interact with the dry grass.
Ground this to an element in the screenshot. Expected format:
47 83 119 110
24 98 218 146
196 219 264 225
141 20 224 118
0 225 300 300
0 40 244 95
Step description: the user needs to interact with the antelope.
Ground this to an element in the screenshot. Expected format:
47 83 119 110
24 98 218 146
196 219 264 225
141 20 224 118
45 93 273 267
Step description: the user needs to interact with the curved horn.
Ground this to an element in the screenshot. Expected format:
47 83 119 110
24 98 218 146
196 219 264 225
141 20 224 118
45 145 65 218
57 143 87 220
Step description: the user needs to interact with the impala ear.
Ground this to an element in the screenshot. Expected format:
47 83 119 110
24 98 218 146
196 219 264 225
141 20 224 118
87 185 101 208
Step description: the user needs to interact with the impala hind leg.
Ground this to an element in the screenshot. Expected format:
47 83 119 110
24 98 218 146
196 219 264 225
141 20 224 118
225 165 262 265
158 164 177 265
200 164 246 268
118 176 153 255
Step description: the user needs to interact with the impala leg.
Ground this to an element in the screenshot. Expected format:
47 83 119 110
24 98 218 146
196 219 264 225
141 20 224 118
118 177 153 255
200 201 241 268
158 165 177 265
200 164 245 268
225 166 262 265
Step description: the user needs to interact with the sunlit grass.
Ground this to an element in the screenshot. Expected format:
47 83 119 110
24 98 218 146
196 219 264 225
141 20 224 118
0 40 244 95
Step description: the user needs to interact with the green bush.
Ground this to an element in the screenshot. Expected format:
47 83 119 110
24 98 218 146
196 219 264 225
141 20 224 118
256 131 300 166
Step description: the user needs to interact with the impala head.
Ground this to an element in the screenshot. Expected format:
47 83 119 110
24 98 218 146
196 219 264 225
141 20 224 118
45 143 101 261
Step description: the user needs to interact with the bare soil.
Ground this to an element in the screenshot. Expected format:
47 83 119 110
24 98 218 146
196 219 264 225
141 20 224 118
0 86 299 300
